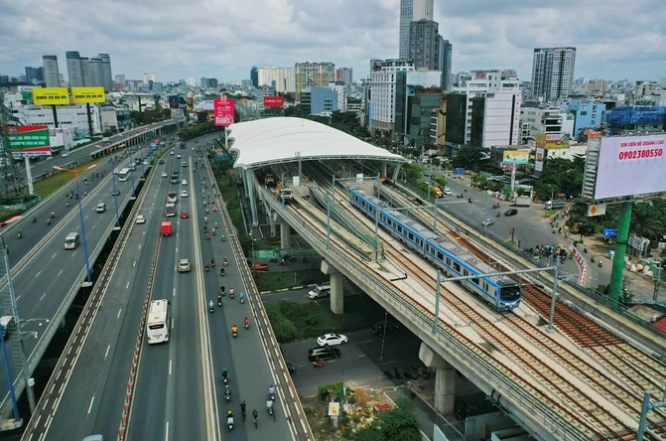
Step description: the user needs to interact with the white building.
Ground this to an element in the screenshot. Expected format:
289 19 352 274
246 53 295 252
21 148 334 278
17 105 102 135
369 59 415 132
257 67 295 93
187 78 196 87
327 83 348 112
520 106 575 143
144 73 156 84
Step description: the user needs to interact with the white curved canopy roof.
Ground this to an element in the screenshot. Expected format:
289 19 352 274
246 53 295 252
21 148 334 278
228 117 405 169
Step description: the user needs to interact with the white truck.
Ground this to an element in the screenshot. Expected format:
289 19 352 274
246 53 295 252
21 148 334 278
512 196 531 207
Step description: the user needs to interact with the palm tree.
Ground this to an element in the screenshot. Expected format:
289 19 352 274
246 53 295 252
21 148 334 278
631 202 664 240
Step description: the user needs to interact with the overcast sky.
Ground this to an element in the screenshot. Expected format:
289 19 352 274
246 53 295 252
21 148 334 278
1 0 664 84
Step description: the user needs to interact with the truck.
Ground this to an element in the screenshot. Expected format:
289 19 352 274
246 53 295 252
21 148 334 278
545 199 566 210
165 203 176 217
265 173 275 187
276 182 293 204
431 186 443 198
512 196 531 207
161 221 173 236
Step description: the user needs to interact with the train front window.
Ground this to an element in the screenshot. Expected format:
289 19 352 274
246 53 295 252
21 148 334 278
501 285 521 301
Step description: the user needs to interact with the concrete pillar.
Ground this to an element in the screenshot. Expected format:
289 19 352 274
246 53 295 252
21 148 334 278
280 221 291 249
382 162 387 178
419 343 455 415
246 169 259 227
392 163 403 182
270 211 277 238
321 260 344 314
242 168 250 199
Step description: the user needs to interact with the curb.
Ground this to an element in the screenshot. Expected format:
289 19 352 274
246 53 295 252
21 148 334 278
260 283 318 295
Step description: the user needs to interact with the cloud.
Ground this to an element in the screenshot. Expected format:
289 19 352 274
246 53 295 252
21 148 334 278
0 0 664 83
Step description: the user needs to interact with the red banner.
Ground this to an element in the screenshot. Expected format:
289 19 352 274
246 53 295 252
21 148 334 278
263 96 284 108
214 98 235 127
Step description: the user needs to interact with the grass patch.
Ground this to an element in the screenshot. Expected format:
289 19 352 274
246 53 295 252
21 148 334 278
32 155 113 200
254 269 326 291
265 295 385 343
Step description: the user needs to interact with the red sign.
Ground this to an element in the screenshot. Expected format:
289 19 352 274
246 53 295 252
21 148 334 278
263 96 284 108
214 98 235 127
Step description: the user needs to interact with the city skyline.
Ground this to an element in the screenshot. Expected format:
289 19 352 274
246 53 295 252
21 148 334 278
0 0 664 83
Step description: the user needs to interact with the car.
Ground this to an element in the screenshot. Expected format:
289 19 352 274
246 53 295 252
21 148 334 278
170 150 175 156
191 147 195 151
82 435 105 441
158 159 165 164
505 208 518 217
251 263 269 271
443 188 452 196
176 154 182 159
113 169 119 175
308 346 341 361
181 179 187 186
316 333 348 347
372 322 400 336
162 172 168 178
172 169 179 176
61 152 69 158
180 211 189 219
482 218 495 227
135 215 146 224
177 259 191 272
181 161 187 167
96 203 106 213
111 189 120 196
180 190 188 198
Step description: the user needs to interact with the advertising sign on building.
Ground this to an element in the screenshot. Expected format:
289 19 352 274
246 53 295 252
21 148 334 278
4 125 51 157
32 88 70 106
502 151 529 165
587 203 607 217
168 95 180 109
594 134 666 200
71 87 106 104
214 98 235 127
263 96 284 108
535 147 546 172
537 133 570 149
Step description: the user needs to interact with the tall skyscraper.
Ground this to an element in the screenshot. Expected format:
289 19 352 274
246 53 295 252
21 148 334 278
80 57 92 86
437 37 452 91
336 68 353 86
144 73 156 85
413 0 434 20
399 0 414 58
25 66 44 84
295 62 335 96
250 66 259 87
530 47 576 102
90 58 104 89
99 54 113 91
43 55 60 87
66 51 85 87
115 74 126 84
409 20 439 70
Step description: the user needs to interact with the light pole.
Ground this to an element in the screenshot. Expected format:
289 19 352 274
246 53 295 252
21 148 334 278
53 164 97 286
128 148 136 199
140 145 146 178
111 170 121 230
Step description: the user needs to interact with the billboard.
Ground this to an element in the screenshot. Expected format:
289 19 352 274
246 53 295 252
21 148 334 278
214 98 235 127
4 125 51 157
502 151 529 165
168 96 179 109
535 147 546 172
263 96 284 108
72 87 106 104
594 134 666 200
32 88 70 105
536 133 570 149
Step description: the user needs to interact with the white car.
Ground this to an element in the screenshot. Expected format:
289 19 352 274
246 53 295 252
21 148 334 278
176 154 182 159
180 190 188 198
181 179 188 186
316 333 348 347
161 172 167 178
443 188 452 196
136 214 146 224
170 151 175 156
482 218 495 227
177 258 191 272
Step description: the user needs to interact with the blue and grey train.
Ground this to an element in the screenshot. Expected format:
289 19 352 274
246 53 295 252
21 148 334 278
350 190 521 312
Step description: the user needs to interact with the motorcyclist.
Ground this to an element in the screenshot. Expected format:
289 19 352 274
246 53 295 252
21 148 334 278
222 368 228 380
224 385 231 400
227 411 234 426
208 300 214 309
266 398 274 412
50 211 55 218
239 293 245 302
243 317 249 328
204 216 208 223
211 258 215 266
223 257 228 266
252 409 258 422
220 285 225 294
217 295 222 303
231 325 238 334
32 216 36 223
220 268 225 276
47 218 52 225
240 400 247 418
17 230 23 239
269 385 275 397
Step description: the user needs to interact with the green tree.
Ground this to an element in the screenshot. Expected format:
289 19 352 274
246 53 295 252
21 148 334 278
380 398 421 441
452 147 488 171
631 202 665 240
355 426 384 441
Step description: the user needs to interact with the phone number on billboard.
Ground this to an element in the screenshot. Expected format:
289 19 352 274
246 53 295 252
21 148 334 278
618 149 664 160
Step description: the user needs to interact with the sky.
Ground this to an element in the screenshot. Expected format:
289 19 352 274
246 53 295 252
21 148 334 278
1 0 665 84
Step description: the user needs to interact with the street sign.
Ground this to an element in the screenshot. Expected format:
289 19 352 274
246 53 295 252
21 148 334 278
603 229 617 238
455 168 464 175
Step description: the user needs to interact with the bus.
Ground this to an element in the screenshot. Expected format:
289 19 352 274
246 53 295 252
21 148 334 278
147 299 171 344
118 168 131 182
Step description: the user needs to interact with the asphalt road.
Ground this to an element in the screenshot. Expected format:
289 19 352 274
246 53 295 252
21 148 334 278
261 282 363 305
44 152 171 440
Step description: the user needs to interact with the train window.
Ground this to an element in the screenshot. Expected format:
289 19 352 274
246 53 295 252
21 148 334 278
408 232 414 241
446 257 451 265
437 251 444 260
463 269 469 276
483 282 489 291
471 278 479 285
453 262 460 272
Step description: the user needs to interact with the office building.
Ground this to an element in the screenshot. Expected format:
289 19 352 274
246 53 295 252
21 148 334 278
336 68 353 86
408 19 439 71
187 78 195 87
311 87 338 115
115 74 126 84
43 55 61 87
566 101 607 138
438 38 452 91
99 54 113 91
25 66 44 84
635 81 662 98
399 0 414 59
413 0 434 20
369 59 415 133
144 73 156 85
66 51 85 87
394 70 442 139
80 57 92 86
531 47 576 102
520 106 574 144
90 57 104 89
327 82 348 112
17 104 102 134
257 67 295 93
250 66 259 87
605 106 666 135
295 62 335 97
585 79 607 97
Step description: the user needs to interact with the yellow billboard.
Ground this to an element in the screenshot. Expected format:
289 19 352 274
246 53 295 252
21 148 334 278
537 133 570 149
503 150 529 165
32 88 70 105
72 87 106 104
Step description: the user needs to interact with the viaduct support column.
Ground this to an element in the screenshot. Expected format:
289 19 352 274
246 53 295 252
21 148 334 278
280 221 291 249
321 260 344 314
270 211 278 238
419 343 455 415
246 169 259 227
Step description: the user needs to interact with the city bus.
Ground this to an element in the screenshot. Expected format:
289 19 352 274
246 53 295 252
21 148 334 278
118 167 131 182
147 299 171 344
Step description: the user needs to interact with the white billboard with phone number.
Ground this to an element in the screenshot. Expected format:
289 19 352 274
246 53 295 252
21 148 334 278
595 134 666 200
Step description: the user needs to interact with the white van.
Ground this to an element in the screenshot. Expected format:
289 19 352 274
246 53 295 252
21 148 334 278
308 284 331 299
64 232 80 250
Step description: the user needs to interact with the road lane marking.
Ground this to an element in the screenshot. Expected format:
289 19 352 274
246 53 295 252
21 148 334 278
35 270 42 278
175 247 178 253
16 294 21 301
117 309 122 318
126 281 130 289
39 293 47 302
173 288 176 297
57 270 63 277
171 318 174 329
169 360 172 375
52 253 57 259
87 396 95 414
165 422 169 441
138 244 142 250
133 260 137 267
85 215 88 220
105 345 110 360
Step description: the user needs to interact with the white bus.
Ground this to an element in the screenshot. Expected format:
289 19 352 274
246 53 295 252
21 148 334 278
118 167 131 182
146 299 171 344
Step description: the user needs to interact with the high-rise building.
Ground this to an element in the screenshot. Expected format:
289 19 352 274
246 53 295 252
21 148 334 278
257 67 295 93
311 87 338 115
43 55 61 87
437 37 452 91
409 19 439 70
187 78 195 87
295 62 335 97
399 0 414 59
90 57 104 89
99 54 113 91
328 82 348 112
144 73 156 85
413 0 434 20
336 68 353 86
531 47 576 102
25 66 44 84
80 57 92 86
369 59 415 133
66 51 85 87
115 74 126 84
201 77 210 89
250 66 259 87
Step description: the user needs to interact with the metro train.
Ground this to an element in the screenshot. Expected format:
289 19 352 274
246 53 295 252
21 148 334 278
350 189 521 312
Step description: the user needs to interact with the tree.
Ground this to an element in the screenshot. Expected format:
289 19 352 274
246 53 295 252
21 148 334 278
355 426 384 441
379 398 421 441
452 147 488 171
631 202 664 241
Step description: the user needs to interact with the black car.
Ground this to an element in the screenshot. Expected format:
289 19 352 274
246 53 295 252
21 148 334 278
172 169 179 176
372 322 400 336
308 346 341 361
158 159 165 164
111 189 120 196
504 208 518 216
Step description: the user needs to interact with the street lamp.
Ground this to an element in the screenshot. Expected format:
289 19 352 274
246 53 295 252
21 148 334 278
111 168 121 230
249 232 257 277
53 164 97 286
140 145 146 179
128 148 137 200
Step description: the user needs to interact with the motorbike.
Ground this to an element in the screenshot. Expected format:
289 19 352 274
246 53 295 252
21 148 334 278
225 388 232 402
217 299 222 308
598 260 603 268
468 198 472 203
244 322 249 330
591 255 595 263
232 330 238 338
229 289 234 298
32 217 36 223
211 260 215 267
267 403 274 417
240 297 245 305
269 392 275 402
206 232 210 240
287 361 296 374
209 306 214 314
223 259 228 266
313 359 326 368
496 212 500 217
46 218 51 226
220 269 225 277
583 246 588 253
227 417 234 431
17 232 23 239
205 263 210 272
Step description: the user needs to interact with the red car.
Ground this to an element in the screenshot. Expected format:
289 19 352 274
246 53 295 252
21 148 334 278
251 263 269 271
180 211 189 219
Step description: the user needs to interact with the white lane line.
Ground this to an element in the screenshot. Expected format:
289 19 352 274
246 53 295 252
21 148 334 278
39 293 47 302
87 396 95 414
16 294 21 301
52 253 57 259
171 318 174 329
175 247 178 253
85 215 89 220
126 281 130 289
104 345 110 360
117 308 122 319
169 360 172 376
172 288 176 297
165 422 170 441
35 270 42 278
143 231 146 236
57 270 63 277
133 260 137 267
138 244 142 250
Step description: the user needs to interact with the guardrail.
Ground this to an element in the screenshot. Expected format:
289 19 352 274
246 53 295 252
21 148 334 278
262 187 589 441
